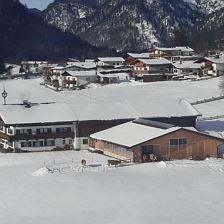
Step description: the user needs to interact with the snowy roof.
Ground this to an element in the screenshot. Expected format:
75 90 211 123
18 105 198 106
90 121 181 147
97 57 125 62
172 55 202 60
194 99 224 119
0 98 199 125
204 56 224 64
67 98 199 122
66 61 96 69
173 61 202 69
52 66 65 70
0 103 75 125
127 53 150 58
21 61 48 64
138 58 172 65
62 71 97 77
155 47 194 52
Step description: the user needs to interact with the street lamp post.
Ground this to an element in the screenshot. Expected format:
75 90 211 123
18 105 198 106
2 87 8 105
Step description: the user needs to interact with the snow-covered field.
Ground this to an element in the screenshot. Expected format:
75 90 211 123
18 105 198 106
0 151 223 224
0 77 222 105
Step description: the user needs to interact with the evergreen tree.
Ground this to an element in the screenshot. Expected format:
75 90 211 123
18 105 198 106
0 0 114 62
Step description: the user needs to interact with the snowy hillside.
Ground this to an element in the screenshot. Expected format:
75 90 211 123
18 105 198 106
184 0 224 14
43 0 204 51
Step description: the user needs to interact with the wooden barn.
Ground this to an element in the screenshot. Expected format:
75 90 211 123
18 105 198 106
90 119 224 162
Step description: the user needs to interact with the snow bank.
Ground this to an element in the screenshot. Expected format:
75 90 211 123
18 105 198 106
1 152 224 224
157 161 167 168
32 167 49 177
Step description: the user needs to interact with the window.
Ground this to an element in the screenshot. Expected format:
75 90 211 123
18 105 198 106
21 142 32 147
179 138 187 145
170 139 179 146
69 139 73 144
33 141 44 147
45 140 55 146
17 129 31 135
37 128 51 134
141 145 154 154
56 127 71 133
21 142 27 147
0 125 5 132
104 142 127 152
83 139 89 145
7 128 14 135
170 138 187 146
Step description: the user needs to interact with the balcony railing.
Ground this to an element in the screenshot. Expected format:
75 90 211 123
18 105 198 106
11 132 74 141
64 80 76 85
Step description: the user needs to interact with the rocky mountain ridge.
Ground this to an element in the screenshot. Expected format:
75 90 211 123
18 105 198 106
43 0 204 51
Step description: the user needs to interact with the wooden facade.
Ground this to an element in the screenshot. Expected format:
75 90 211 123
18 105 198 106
143 74 173 82
125 55 136 64
90 128 224 162
132 129 224 162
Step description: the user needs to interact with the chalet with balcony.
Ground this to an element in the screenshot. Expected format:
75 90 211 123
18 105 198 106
131 58 173 81
173 61 202 77
150 47 194 60
96 57 125 71
195 56 224 76
131 58 173 74
60 71 98 89
45 62 97 87
0 102 75 152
